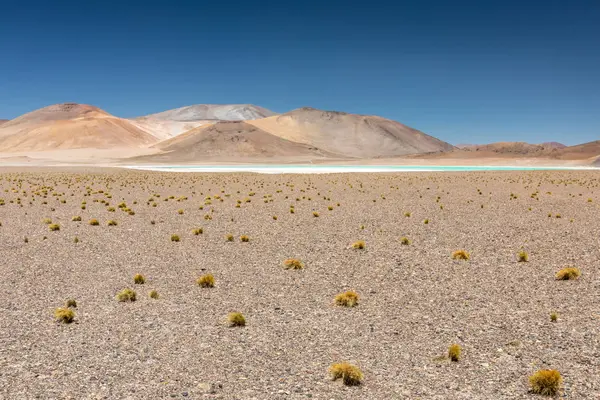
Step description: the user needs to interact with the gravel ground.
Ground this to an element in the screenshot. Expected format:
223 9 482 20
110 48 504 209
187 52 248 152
0 168 598 399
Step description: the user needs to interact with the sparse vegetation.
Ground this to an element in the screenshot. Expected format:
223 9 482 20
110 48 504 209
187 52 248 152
48 223 60 231
72 216 81 221
54 307 75 323
197 273 215 288
226 234 234 242
448 344 461 361
171 234 180 242
517 250 528 262
329 362 363 386
228 312 246 327
351 240 365 249
89 219 99 226
335 291 359 307
550 312 558 322
283 258 304 269
240 235 250 242
133 274 145 284
116 288 137 302
555 267 581 280
451 250 470 260
149 290 159 299
66 299 77 308
192 227 203 235
400 237 410 245
529 369 562 396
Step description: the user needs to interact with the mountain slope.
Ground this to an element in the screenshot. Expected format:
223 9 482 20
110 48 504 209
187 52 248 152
131 104 277 140
140 104 276 122
0 119 8 126
143 121 338 162
248 107 454 158
0 103 157 152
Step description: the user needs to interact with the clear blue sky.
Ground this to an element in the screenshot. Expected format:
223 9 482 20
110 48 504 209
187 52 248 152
1 0 599 145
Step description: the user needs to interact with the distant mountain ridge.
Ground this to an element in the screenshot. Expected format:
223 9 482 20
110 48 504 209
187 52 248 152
139 104 277 122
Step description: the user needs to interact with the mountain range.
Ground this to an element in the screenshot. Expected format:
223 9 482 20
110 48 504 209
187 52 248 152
0 103 596 165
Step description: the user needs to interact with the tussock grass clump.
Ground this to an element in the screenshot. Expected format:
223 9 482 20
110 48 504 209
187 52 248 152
107 220 118 226
54 307 75 323
228 312 246 327
555 267 580 280
42 218 52 224
66 299 77 308
72 216 81 221
272 215 278 220
177 209 184 215
312 211 319 217
226 234 234 242
529 369 562 396
329 362 363 386
197 273 215 288
171 234 180 242
550 312 558 322
73 236 79 243
335 291 359 307
517 250 529 262
48 223 60 231
133 274 145 284
240 235 250 242
116 288 136 302
423 218 429 224
149 290 159 299
89 219 99 226
192 228 203 235
400 237 410 245
404 212 411 217
351 240 365 250
448 344 461 361
451 250 470 260
283 258 304 270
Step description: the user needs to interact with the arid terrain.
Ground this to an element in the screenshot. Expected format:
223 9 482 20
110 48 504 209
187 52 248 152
0 103 598 167
0 168 598 399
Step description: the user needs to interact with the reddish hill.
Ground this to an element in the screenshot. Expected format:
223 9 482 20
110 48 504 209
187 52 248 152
0 103 157 152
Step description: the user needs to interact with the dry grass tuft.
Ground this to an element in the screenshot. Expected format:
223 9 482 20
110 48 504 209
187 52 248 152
89 219 99 226
48 223 60 231
116 288 137 302
240 235 250 242
197 273 215 288
66 299 77 308
54 307 75 323
329 362 363 386
529 369 562 396
226 234 234 242
228 312 246 327
448 344 461 361
550 312 558 322
171 234 180 242
517 250 529 262
133 274 145 284
72 216 81 222
149 290 159 299
451 250 470 260
192 228 203 235
107 220 118 226
351 240 365 249
335 291 359 307
555 267 581 280
283 258 304 270
400 237 410 245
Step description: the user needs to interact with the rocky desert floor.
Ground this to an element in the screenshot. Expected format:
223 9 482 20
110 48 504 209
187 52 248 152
0 168 599 399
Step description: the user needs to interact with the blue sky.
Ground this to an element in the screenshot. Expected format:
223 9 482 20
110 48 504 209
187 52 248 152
0 0 599 145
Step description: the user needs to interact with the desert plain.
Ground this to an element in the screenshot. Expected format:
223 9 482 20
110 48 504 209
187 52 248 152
0 167 598 399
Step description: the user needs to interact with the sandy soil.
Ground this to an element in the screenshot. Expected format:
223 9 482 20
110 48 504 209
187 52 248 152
0 168 599 399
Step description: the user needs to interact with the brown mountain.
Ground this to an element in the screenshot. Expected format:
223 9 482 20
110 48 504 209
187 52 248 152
0 103 157 152
0 119 8 126
248 107 454 158
144 121 338 162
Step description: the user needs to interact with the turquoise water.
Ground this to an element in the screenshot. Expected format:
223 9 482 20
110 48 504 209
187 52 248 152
126 165 598 173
